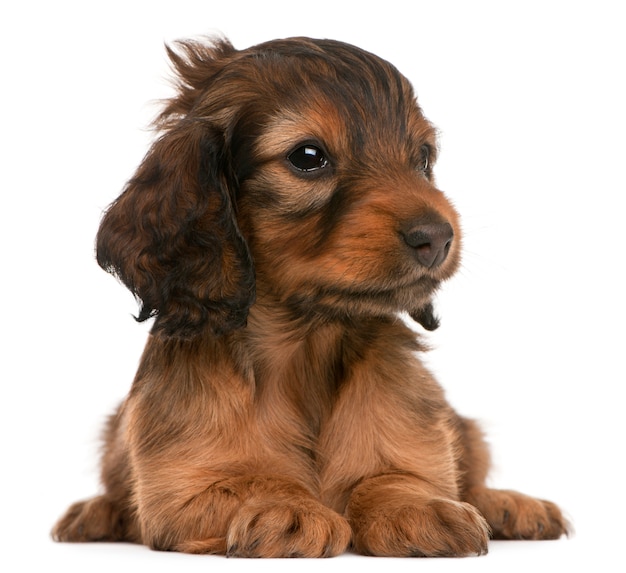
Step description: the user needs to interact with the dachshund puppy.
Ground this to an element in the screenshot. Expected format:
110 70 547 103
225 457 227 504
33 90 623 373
52 36 568 557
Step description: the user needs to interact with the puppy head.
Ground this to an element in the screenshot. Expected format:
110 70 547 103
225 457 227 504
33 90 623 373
96 37 460 337
232 38 462 327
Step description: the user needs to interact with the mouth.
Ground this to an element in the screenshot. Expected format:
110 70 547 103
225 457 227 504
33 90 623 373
283 274 441 322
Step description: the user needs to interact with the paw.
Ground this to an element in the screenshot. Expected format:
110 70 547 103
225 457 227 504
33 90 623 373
226 498 351 558
51 496 124 542
351 498 490 557
467 488 569 540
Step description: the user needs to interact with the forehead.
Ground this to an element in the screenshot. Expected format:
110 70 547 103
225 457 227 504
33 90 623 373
244 39 436 158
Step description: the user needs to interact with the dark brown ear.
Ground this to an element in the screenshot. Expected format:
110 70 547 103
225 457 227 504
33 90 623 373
409 302 440 331
96 120 254 338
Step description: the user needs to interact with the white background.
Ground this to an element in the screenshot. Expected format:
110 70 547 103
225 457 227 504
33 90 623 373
2 1 624 571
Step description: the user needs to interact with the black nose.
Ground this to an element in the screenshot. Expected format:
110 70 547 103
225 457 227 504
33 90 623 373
402 221 454 268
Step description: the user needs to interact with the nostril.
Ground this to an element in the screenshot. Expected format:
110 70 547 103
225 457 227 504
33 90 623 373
403 222 454 268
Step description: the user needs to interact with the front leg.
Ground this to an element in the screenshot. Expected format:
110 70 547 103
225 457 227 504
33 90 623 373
346 474 489 556
318 326 489 557
105 336 350 557
146 474 351 557
126 408 351 556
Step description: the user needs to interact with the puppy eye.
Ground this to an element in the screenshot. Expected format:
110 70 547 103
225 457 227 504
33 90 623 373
288 145 329 172
417 145 431 174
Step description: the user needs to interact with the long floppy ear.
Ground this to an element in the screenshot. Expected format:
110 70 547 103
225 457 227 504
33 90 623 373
96 119 255 338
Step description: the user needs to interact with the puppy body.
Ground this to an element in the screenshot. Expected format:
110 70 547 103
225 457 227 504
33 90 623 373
53 37 568 557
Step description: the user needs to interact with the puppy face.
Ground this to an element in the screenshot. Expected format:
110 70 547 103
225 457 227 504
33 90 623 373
233 40 461 323
96 38 461 336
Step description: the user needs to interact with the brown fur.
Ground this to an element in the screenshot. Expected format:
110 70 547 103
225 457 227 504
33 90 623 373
52 36 568 557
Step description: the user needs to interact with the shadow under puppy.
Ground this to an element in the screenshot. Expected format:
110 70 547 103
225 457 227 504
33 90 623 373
52 36 569 557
